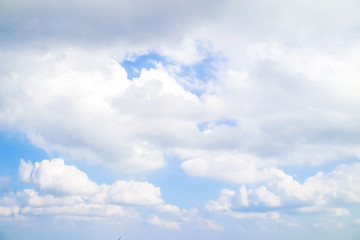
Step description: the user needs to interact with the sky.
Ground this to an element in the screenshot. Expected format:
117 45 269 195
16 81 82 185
1 0 360 239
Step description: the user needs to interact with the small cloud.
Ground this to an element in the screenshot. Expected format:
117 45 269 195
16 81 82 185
18 159 34 182
148 216 181 229
156 204 181 213
353 219 360 225
0 206 19 217
19 158 99 195
328 208 350 216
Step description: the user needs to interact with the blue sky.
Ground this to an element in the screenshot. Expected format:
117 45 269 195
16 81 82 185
1 0 360 239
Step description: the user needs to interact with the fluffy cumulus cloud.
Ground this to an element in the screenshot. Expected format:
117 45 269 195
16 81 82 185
0 50 171 173
205 188 279 220
19 158 99 195
2 158 226 231
93 180 163 206
19 158 163 204
2 158 168 220
205 163 360 219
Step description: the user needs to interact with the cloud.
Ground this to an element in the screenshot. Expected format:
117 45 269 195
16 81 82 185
156 204 181 213
295 207 350 216
0 49 212 173
18 158 164 206
18 159 34 182
207 42 360 166
205 189 235 212
19 158 99 195
180 208 223 230
181 150 360 208
205 188 279 220
148 215 181 229
180 151 266 184
206 163 360 220
151 204 223 231
0 158 175 221
268 163 360 205
19 189 83 207
0 0 224 50
0 206 19 217
250 186 281 207
1 0 360 235
94 180 163 206
2 22 360 179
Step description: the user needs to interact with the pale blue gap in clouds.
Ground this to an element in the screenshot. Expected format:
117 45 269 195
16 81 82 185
120 51 220 96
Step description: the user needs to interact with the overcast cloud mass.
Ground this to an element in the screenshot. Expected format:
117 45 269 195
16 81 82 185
1 0 360 239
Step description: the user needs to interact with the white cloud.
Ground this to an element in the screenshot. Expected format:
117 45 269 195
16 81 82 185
18 159 34 182
148 215 181 229
238 185 249 207
180 151 266 184
354 219 360 225
0 206 19 216
206 188 280 220
0 187 140 220
156 204 181 213
1 0 360 176
295 207 350 216
250 186 281 207
151 204 223 231
268 163 360 205
0 50 210 173
0 159 182 222
206 163 360 220
180 208 223 230
205 189 235 212
18 158 165 207
21 158 99 195
19 189 83 207
94 180 163 206
196 218 223 230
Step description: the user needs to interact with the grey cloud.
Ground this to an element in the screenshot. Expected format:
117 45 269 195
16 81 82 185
0 0 225 49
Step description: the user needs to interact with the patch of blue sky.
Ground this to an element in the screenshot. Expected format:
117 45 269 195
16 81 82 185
177 54 220 96
0 131 48 191
0 131 48 176
121 52 169 80
146 154 237 210
121 50 221 96
197 118 237 132
181 56 217 81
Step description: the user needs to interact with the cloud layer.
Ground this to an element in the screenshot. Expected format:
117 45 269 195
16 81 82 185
1 0 360 237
